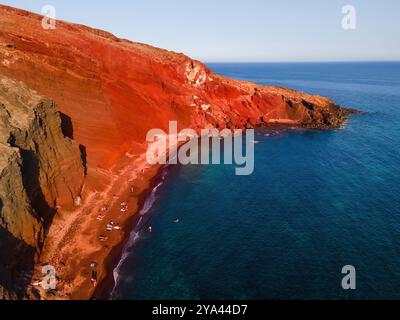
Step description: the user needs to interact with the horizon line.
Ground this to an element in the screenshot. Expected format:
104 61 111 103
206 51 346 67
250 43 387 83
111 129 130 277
204 60 400 64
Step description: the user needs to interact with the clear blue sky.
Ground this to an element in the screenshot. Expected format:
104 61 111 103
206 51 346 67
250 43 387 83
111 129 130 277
2 0 400 62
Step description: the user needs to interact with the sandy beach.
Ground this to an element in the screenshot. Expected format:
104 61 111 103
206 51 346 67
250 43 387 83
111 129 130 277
30 133 185 300
30 151 164 300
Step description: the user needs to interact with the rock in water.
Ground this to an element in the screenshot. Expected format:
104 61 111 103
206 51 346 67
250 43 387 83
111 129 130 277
0 4 354 174
0 4 357 299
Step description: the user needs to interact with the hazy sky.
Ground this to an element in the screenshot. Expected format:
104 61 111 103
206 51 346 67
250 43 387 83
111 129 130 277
2 0 400 62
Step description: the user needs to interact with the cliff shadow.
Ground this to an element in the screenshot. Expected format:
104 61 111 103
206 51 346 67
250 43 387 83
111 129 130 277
60 112 74 139
19 149 56 232
79 144 88 176
0 225 36 299
60 112 88 176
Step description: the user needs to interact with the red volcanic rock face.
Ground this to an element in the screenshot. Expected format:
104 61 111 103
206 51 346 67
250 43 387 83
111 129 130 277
0 5 351 184
0 75 85 299
0 5 356 300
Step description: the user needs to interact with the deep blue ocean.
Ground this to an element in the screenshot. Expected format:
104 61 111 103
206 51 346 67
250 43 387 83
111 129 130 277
112 62 400 299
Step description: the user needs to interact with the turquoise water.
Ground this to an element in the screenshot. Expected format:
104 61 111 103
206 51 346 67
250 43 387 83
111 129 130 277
113 62 400 299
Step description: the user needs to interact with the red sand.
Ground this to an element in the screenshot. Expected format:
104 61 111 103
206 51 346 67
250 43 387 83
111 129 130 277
0 5 350 300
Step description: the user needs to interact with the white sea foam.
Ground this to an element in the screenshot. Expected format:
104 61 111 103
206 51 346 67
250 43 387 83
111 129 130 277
109 168 168 299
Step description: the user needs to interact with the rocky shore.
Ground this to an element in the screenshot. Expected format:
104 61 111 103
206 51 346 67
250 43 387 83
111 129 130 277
0 4 356 300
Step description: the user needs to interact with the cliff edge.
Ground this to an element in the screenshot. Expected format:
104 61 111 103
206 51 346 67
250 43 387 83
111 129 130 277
0 76 84 299
0 4 353 175
0 5 356 299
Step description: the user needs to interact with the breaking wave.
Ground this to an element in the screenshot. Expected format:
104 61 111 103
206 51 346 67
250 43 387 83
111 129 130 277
109 167 169 299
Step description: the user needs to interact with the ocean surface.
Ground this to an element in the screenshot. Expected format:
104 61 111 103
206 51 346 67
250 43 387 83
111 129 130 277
112 62 400 299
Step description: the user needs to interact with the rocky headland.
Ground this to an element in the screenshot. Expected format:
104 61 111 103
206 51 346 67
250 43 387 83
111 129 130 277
0 4 356 299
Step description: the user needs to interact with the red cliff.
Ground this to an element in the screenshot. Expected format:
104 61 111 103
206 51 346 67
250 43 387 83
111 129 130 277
0 5 353 299
0 5 351 175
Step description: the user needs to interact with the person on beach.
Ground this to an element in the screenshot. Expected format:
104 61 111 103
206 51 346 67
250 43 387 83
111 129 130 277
91 270 98 287
99 235 108 242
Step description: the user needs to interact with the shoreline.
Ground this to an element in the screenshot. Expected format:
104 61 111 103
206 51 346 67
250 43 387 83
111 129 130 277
31 152 166 300
35 122 356 300
33 137 185 300
92 164 169 300
86 124 351 300
90 125 303 300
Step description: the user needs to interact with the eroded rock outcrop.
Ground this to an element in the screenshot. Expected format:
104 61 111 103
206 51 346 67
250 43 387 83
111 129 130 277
0 76 84 299
0 5 356 299
0 4 354 174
